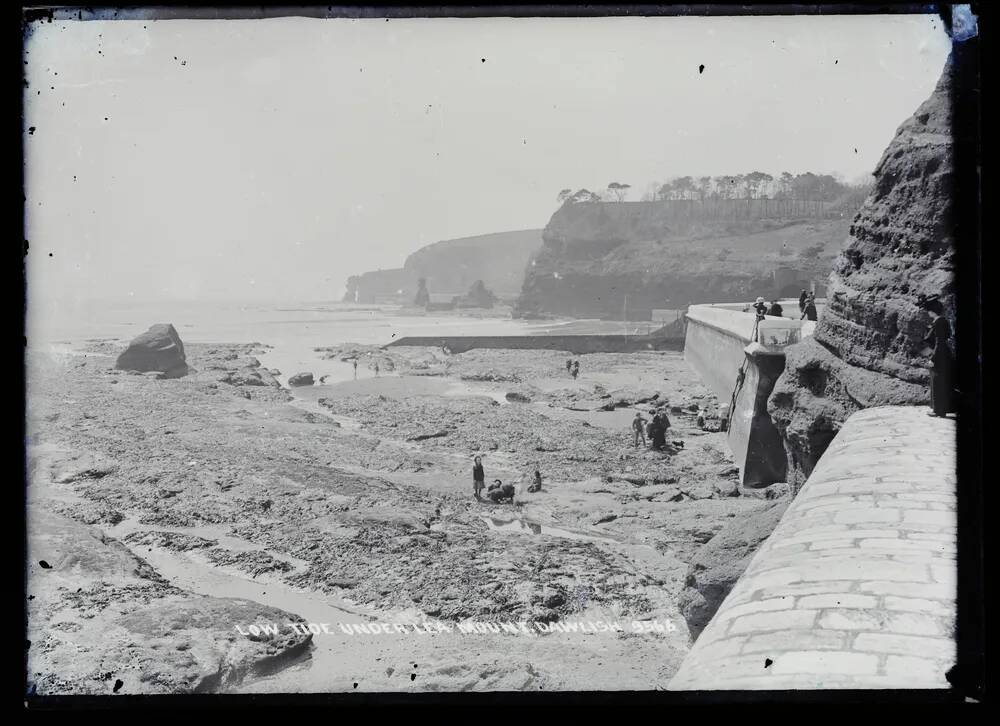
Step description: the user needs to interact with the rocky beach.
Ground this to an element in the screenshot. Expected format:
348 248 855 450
25 330 771 694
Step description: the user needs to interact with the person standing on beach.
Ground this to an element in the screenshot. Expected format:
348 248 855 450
374 360 380 377
631 411 648 448
473 456 485 499
352 358 358 379
566 359 573 375
572 360 580 379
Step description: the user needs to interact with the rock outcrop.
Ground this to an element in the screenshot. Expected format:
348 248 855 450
26 510 311 695
677 499 790 640
288 372 314 387
115 323 188 379
768 55 960 488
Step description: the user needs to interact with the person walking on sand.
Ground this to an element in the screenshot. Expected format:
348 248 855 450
921 298 956 418
473 456 485 499
631 411 648 448
352 358 358 379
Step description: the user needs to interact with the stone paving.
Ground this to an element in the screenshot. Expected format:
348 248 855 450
669 406 956 690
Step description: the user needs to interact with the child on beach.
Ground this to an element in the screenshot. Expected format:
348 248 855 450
473 456 485 499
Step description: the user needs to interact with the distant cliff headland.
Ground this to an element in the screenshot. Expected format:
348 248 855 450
344 229 543 304
514 174 870 320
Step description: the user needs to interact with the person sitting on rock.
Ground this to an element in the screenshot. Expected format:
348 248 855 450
527 466 543 493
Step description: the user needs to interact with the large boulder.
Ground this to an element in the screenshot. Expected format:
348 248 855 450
288 372 314 387
115 323 188 378
677 500 789 641
768 52 967 488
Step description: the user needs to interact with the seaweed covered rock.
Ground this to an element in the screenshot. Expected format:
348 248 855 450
677 499 789 641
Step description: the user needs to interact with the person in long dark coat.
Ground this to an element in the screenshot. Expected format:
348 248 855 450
922 299 955 417
473 456 485 499
799 290 809 314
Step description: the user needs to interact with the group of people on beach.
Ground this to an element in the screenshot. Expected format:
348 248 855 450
472 456 543 503
631 410 672 451
565 359 580 379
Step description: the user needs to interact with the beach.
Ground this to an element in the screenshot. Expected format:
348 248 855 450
25 307 766 694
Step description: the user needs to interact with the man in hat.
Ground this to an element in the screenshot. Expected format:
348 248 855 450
767 299 784 317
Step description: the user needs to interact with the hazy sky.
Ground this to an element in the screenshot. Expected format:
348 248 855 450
24 13 951 304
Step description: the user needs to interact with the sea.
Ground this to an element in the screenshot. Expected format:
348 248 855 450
25 298 670 387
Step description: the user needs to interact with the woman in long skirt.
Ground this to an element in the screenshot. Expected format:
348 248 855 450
921 299 955 417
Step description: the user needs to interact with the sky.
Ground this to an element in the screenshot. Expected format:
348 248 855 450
24 13 952 304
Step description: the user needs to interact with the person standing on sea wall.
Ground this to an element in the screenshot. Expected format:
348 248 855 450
920 297 956 418
799 289 809 314
801 293 818 322
767 299 784 317
473 456 485 499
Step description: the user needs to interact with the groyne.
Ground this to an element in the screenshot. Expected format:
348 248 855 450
385 333 684 355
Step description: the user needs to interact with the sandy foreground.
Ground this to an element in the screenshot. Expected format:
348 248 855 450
25 340 771 694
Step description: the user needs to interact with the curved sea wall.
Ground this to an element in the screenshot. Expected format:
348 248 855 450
669 406 956 690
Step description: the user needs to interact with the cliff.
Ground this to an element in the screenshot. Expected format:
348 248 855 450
768 53 963 488
403 229 543 297
343 268 414 304
514 200 854 319
344 229 543 304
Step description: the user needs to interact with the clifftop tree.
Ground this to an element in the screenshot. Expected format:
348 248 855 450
606 182 631 202
556 188 573 204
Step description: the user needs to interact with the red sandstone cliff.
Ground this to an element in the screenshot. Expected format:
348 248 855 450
768 54 960 488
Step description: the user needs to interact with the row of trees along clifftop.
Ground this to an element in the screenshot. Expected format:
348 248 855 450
556 172 871 219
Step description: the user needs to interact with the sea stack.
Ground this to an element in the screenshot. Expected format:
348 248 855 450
115 323 189 379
